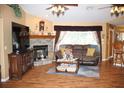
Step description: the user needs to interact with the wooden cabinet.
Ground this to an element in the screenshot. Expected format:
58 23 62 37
8 50 34 80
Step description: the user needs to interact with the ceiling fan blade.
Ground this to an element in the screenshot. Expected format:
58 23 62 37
46 6 54 10
98 6 112 9
64 7 69 10
46 4 78 10
112 4 124 7
63 4 78 7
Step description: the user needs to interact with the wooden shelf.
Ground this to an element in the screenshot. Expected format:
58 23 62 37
30 35 56 39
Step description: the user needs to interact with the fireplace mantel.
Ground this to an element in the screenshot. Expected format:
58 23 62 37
30 35 55 39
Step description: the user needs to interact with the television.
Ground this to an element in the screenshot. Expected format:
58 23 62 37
12 22 30 53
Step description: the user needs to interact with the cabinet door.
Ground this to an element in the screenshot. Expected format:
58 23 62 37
26 52 30 69
27 51 33 69
30 51 34 66
22 54 27 73
9 54 22 80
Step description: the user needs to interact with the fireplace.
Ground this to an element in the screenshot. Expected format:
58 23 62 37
33 45 48 60
30 38 54 60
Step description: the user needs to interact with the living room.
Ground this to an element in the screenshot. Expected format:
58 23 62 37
0 3 124 88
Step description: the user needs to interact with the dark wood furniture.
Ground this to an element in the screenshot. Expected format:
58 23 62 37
113 41 124 67
8 50 34 80
55 58 79 73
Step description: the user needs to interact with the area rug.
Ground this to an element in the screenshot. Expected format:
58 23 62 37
47 65 99 78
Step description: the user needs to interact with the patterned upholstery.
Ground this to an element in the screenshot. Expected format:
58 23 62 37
55 44 100 65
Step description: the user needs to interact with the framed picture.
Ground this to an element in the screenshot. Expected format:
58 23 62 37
39 21 44 31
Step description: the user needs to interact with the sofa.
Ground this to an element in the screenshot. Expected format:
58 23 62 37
81 44 100 66
55 44 100 66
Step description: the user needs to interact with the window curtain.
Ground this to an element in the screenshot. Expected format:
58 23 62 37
92 31 99 44
96 31 102 61
55 31 60 46
54 25 102 60
55 31 67 51
55 31 99 50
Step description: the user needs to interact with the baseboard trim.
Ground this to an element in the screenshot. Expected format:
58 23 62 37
1 76 9 82
102 58 108 61
102 56 113 61
108 56 113 59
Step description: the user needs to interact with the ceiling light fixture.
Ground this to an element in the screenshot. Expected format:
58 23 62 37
46 4 78 17
111 4 124 17
51 4 68 17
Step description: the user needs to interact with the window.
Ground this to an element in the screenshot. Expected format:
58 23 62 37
60 31 97 45
55 31 99 50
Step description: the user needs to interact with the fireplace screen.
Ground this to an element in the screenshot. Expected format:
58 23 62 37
33 45 48 60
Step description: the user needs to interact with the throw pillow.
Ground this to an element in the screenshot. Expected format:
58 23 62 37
60 47 66 55
86 48 95 56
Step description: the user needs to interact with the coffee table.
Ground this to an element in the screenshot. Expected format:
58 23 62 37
55 58 79 73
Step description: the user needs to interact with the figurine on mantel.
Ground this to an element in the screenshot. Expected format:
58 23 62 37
39 21 44 34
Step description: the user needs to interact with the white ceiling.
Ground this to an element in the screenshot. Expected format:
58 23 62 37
20 4 124 25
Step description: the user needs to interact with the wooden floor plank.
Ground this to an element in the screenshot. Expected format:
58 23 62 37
0 61 124 88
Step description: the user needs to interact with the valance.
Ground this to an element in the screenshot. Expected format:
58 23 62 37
54 25 102 31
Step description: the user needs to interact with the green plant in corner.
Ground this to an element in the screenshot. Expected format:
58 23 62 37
7 4 22 17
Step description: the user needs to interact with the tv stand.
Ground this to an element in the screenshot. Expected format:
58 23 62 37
8 49 34 80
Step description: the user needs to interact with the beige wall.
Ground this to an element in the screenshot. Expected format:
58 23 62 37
25 13 54 35
0 5 26 80
0 18 4 70
53 22 107 60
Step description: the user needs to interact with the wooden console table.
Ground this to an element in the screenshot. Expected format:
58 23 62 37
55 58 79 73
8 50 34 80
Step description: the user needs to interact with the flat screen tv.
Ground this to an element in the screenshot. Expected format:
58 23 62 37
12 22 30 53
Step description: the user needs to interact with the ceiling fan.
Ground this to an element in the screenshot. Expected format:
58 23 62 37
98 4 124 9
99 4 124 17
46 4 78 17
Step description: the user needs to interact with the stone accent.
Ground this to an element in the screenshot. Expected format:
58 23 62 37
30 38 55 60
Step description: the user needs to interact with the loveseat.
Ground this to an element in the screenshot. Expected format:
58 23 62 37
55 44 100 66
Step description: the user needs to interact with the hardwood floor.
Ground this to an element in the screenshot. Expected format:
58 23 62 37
0 61 124 88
